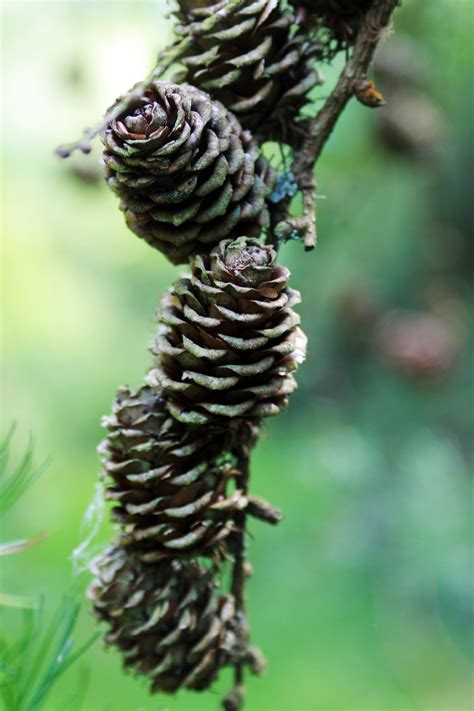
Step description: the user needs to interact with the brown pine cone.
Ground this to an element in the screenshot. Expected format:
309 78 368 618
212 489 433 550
88 543 237 693
99 384 253 560
103 81 275 264
173 0 323 142
374 310 461 381
148 237 307 424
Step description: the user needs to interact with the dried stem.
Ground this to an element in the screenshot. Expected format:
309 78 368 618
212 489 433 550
273 0 400 248
230 448 250 703
221 418 265 711
56 52 172 159
56 0 248 159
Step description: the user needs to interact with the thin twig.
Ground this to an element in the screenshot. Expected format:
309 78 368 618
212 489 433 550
230 450 250 695
221 419 260 711
56 50 174 159
55 0 248 159
273 0 400 248
297 0 399 164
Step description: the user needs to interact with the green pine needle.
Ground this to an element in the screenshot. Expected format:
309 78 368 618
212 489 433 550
0 427 49 517
0 428 98 711
0 595 99 711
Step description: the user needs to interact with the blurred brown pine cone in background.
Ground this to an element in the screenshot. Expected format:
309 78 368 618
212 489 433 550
89 542 237 693
374 38 432 90
148 237 307 424
372 39 446 160
335 281 381 353
374 310 462 381
173 0 323 142
103 82 274 264
99 384 251 560
375 90 446 159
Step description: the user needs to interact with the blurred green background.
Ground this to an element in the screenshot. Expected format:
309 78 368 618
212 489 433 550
1 2 473 710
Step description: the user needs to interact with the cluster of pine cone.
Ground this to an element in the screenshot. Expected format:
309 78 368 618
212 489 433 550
89 235 306 694
88 0 373 702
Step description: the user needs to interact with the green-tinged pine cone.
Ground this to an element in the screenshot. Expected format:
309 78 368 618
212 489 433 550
289 0 373 58
148 237 307 424
99 384 257 560
173 0 323 142
88 543 237 693
103 81 275 264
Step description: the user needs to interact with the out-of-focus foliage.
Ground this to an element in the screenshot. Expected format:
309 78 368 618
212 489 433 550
0 594 98 711
0 436 98 711
0 428 48 518
1 1 472 710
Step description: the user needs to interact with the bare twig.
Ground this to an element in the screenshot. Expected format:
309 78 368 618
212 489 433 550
229 450 250 704
298 0 398 162
56 0 248 159
273 0 400 248
56 50 175 159
221 419 264 711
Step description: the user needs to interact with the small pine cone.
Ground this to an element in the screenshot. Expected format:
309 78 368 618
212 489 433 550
88 543 237 693
99 384 251 560
173 0 323 142
289 0 373 59
148 237 307 424
103 81 274 264
374 310 461 381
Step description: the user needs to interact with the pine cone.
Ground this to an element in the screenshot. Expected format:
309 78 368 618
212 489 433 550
89 543 237 693
173 0 323 142
99 384 252 560
103 81 274 264
374 310 461 381
290 0 373 58
148 237 307 424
